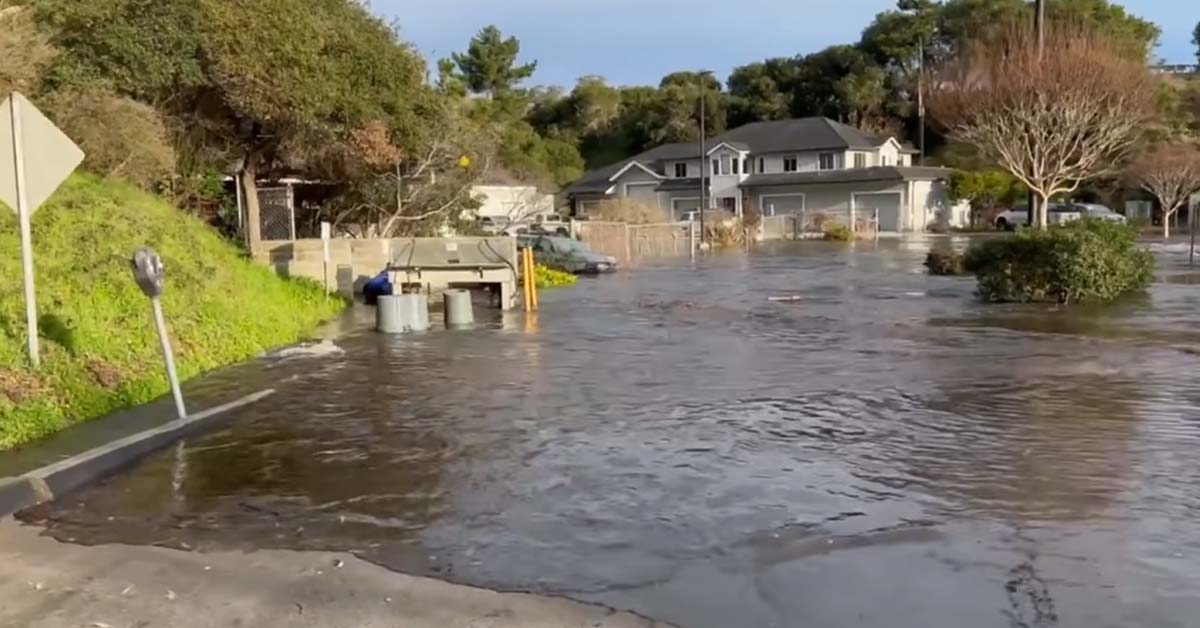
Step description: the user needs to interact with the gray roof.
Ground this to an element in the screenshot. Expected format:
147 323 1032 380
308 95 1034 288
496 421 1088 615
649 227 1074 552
714 118 881 154
741 166 952 188
563 160 626 195
656 177 704 192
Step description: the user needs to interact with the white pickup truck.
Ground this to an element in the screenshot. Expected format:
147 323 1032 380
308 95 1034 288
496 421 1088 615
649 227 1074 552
994 203 1126 230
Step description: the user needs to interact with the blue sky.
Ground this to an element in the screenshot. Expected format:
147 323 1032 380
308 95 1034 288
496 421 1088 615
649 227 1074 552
378 0 1197 87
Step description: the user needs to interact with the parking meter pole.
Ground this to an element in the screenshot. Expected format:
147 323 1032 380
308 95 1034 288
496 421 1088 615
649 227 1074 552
151 296 186 419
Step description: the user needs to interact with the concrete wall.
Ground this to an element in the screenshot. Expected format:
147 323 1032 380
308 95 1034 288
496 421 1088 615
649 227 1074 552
255 237 518 297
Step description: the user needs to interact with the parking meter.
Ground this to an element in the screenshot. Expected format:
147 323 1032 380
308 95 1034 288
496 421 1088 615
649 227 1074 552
130 247 186 418
131 248 166 298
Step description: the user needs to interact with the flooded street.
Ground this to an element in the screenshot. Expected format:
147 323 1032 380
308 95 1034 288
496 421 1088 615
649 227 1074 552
20 238 1200 628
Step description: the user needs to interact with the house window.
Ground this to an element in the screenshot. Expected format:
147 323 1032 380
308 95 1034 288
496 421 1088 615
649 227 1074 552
882 155 891 166
819 153 836 170
758 157 765 173
720 156 731 175
732 157 740 175
721 197 736 211
674 162 687 178
783 156 799 172
712 159 719 176
854 153 867 169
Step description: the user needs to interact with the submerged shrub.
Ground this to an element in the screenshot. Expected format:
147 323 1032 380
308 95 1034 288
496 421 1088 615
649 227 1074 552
822 223 855 242
964 220 1153 303
924 249 969 275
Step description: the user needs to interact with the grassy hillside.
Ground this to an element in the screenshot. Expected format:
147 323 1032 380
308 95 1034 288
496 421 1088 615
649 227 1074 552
0 175 344 449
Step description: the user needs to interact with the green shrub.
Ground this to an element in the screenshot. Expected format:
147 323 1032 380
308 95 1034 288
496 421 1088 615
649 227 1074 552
964 219 1153 303
533 264 577 289
822 223 855 242
925 249 969 275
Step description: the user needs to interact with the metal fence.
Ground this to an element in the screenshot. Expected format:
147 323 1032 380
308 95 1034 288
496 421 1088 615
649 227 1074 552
258 187 296 241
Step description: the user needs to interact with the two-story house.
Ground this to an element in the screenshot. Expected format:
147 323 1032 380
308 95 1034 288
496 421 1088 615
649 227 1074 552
564 117 967 233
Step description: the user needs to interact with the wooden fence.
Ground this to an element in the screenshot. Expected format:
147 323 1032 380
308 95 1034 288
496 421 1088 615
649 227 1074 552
576 221 694 264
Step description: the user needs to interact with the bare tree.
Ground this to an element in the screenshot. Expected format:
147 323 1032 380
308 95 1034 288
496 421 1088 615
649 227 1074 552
927 22 1156 228
1129 145 1200 238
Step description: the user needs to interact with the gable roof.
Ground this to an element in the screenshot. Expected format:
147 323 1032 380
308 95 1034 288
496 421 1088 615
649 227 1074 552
714 118 880 154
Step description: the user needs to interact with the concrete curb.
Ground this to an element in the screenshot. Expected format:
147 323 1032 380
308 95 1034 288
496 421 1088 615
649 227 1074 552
0 390 275 517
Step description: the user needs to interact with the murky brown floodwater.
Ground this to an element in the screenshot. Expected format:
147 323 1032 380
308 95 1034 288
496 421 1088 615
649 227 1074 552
19 237 1200 628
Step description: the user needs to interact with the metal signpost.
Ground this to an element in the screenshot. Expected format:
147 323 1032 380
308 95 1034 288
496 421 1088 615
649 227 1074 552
0 92 86 367
131 248 187 419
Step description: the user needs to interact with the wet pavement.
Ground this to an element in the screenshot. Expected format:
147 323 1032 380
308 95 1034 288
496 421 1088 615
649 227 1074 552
18 237 1200 628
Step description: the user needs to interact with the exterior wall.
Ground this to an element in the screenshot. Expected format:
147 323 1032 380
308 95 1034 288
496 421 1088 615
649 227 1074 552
254 236 518 300
665 159 702 179
911 179 969 229
748 180 908 228
471 185 554 220
877 141 901 167
755 150 852 174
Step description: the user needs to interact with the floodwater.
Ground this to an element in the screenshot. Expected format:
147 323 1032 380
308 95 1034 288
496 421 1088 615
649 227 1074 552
19 237 1200 628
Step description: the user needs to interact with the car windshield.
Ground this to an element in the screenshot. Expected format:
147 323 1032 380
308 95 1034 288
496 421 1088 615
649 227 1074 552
1082 204 1115 214
548 237 588 255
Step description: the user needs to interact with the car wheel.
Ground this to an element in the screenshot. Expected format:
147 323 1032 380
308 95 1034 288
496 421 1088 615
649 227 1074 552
995 218 1009 231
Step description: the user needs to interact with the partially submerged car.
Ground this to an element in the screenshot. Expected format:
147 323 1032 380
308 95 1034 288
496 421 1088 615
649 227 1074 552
518 235 618 274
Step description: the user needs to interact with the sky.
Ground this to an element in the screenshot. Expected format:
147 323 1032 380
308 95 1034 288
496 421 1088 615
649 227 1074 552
377 0 1198 88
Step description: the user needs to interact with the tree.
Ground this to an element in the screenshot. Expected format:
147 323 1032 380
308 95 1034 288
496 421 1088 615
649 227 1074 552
451 25 536 98
726 62 791 126
0 5 58 95
1193 20 1200 62
928 21 1155 228
860 0 938 75
947 169 1019 225
1128 145 1200 238
44 83 176 190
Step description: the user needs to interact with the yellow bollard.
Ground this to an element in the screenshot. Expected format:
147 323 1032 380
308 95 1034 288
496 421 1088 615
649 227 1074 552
522 247 533 312
528 248 539 311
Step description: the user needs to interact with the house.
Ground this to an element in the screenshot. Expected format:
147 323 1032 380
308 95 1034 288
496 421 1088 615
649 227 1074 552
470 184 555 224
564 117 968 233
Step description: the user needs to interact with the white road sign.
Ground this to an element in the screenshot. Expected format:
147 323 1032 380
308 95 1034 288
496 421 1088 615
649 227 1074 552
0 92 84 214
1 92 85 366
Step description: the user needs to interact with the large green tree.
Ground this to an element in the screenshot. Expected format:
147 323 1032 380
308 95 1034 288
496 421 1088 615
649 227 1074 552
450 25 537 98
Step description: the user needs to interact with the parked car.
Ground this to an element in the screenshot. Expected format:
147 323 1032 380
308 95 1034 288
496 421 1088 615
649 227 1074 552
1070 203 1127 224
994 204 1086 230
518 234 618 274
479 216 527 236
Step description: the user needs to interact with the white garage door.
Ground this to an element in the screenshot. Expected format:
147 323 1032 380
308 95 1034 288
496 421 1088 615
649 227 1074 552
759 194 805 216
855 193 902 232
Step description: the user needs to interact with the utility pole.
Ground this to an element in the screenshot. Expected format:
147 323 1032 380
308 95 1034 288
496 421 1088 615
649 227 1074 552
698 74 707 249
917 36 926 166
1027 0 1046 227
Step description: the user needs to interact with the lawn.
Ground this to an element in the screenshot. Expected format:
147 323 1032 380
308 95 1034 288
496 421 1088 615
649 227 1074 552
0 174 344 449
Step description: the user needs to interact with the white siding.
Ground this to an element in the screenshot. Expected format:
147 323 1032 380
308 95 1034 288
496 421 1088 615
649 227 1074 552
472 185 553 220
912 179 969 229
877 141 901 167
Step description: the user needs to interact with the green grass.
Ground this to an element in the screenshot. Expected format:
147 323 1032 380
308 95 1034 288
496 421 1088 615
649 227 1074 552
0 174 345 449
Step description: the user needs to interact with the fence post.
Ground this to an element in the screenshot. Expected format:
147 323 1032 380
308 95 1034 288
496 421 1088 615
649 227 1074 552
623 223 632 263
690 220 697 261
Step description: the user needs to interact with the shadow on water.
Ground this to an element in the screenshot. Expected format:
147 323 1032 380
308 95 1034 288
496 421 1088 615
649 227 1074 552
17 237 1200 628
